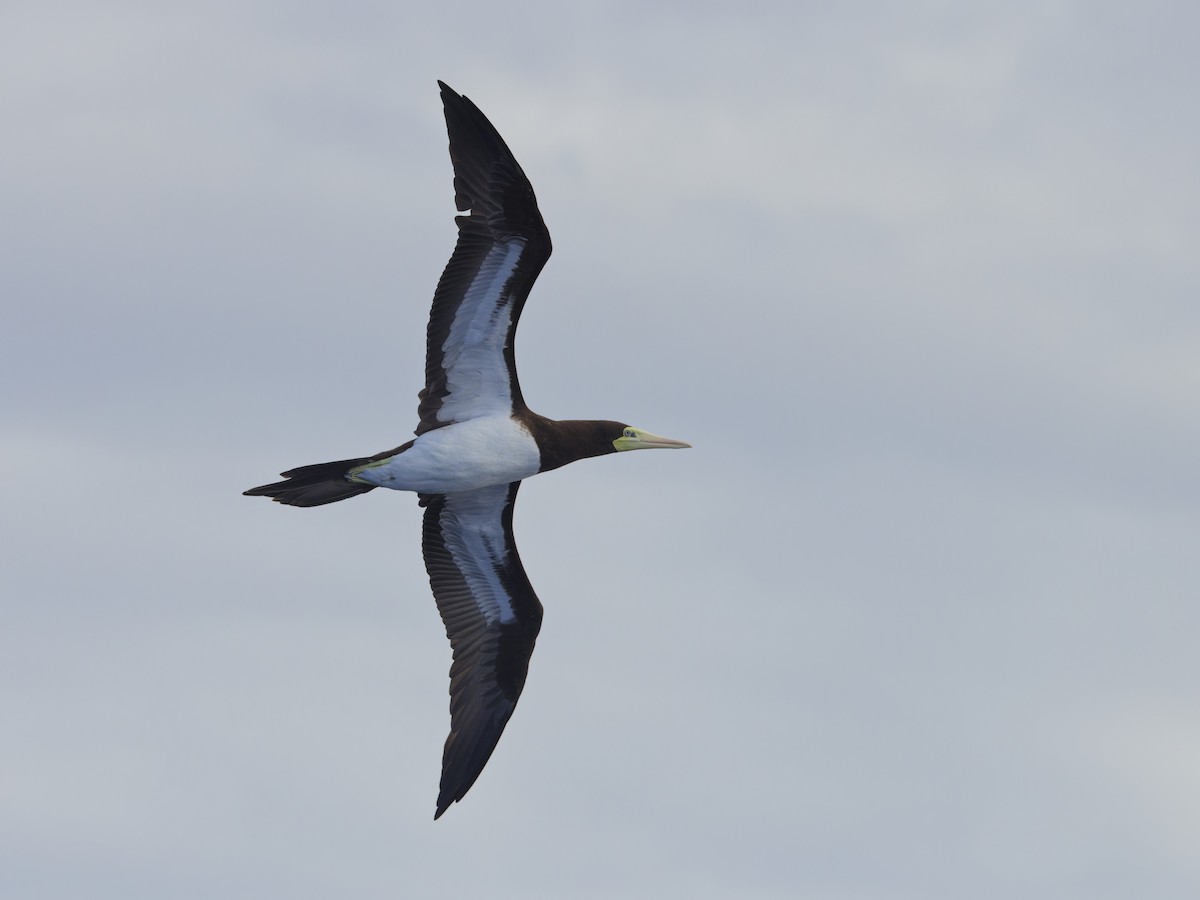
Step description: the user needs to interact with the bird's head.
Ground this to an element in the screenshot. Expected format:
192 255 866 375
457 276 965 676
531 419 691 471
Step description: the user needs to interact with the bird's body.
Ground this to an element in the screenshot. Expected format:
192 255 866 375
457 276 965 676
245 82 688 819
351 414 541 494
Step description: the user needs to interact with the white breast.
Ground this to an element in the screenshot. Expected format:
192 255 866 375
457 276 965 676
354 416 540 494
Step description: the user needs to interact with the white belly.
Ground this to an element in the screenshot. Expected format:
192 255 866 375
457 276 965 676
351 416 541 493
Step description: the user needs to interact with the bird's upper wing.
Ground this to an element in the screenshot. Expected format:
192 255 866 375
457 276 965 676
419 481 543 819
417 82 552 436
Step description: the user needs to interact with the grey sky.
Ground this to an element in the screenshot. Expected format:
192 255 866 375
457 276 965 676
3 2 1199 898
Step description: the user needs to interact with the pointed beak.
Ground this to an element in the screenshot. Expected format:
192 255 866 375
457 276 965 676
614 429 692 451
638 431 692 449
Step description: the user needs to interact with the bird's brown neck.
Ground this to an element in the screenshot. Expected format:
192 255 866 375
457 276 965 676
519 413 621 473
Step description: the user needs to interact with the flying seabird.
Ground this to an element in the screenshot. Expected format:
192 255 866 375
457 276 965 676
245 82 690 819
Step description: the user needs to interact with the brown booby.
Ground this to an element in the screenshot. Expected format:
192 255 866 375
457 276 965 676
245 82 689 819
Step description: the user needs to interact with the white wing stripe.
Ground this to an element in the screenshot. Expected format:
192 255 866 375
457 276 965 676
436 240 525 423
440 485 518 624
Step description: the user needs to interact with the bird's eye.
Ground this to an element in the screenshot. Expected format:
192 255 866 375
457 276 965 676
624 429 636 438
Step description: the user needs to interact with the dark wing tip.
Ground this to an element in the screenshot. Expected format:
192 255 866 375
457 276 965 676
436 81 548 236
432 724 509 821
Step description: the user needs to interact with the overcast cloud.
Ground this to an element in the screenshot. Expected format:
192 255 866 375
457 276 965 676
3 2 1199 898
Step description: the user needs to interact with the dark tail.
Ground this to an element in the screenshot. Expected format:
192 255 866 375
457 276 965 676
244 457 377 508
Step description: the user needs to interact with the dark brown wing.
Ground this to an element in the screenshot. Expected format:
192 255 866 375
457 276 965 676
416 82 553 435
419 481 543 818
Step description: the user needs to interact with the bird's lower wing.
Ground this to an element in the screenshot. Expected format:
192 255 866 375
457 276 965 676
419 481 543 818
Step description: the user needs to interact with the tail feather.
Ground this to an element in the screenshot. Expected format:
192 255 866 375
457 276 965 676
244 457 377 508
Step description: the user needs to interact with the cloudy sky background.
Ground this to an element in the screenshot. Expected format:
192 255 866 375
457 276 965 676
3 1 1199 897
